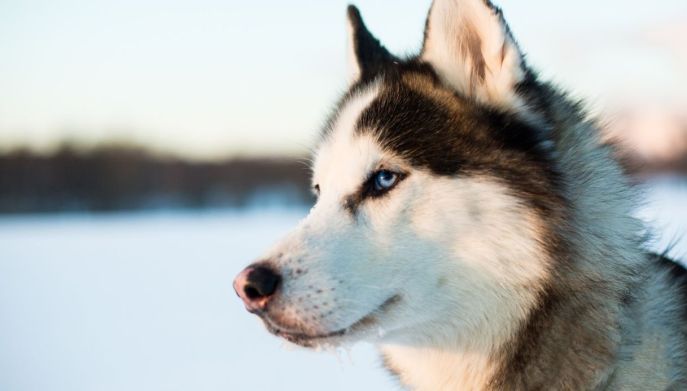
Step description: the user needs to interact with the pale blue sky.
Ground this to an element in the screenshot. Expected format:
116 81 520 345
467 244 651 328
1 0 685 159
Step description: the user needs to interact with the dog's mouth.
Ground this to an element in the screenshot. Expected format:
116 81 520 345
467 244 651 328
262 294 401 347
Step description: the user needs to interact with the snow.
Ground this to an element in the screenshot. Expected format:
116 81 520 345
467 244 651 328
0 180 685 391
638 176 687 261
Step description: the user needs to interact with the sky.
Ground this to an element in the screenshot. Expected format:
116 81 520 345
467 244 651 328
1 0 686 160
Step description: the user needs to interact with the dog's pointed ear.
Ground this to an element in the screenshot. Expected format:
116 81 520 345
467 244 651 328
346 5 395 83
421 0 526 108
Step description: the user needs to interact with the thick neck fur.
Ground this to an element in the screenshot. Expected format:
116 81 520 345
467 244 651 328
379 75 646 390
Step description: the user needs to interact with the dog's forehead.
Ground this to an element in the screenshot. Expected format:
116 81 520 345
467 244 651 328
311 67 559 214
312 82 385 192
312 72 449 186
314 70 475 181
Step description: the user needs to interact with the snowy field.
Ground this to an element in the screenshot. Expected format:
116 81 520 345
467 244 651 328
1 178 686 391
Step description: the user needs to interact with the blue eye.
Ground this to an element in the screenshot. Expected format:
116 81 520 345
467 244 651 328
374 170 398 191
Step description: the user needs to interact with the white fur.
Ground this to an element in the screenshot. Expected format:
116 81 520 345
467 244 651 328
422 0 524 109
378 176 548 390
260 81 549 389
313 82 381 193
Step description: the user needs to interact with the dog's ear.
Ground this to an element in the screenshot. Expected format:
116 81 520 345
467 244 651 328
346 5 395 84
421 0 525 108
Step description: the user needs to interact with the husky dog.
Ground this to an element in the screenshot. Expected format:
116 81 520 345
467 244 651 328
234 1 687 389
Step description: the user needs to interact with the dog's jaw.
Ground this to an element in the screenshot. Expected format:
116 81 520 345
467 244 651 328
261 294 401 348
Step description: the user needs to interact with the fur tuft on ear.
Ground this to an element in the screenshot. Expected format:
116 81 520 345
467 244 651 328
346 5 396 84
421 0 526 109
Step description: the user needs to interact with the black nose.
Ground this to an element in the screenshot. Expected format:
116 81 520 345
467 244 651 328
233 264 281 311
244 265 281 299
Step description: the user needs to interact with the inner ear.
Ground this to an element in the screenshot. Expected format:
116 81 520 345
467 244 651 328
421 0 526 109
346 5 397 83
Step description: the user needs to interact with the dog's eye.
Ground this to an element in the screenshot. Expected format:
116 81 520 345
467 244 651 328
362 169 405 199
374 170 398 191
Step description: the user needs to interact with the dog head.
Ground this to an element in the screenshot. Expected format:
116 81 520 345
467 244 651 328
235 0 561 349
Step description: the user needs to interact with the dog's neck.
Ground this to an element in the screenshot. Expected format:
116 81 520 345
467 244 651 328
379 282 626 390
380 343 499 390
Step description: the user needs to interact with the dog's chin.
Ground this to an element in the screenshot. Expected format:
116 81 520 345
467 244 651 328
262 294 401 348
263 320 352 348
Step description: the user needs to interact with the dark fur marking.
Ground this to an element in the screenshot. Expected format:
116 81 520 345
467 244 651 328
343 193 360 216
380 352 404 388
348 63 563 215
491 285 561 390
493 277 619 390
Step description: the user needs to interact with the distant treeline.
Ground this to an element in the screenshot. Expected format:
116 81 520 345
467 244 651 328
1 141 685 214
0 146 314 214
632 156 687 177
